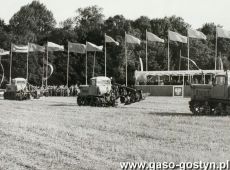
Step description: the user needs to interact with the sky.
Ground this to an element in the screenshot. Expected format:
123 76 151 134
1 0 230 29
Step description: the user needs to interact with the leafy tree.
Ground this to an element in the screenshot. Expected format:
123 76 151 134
7 1 56 85
9 0 56 43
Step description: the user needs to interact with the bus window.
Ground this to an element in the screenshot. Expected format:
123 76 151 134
215 76 225 85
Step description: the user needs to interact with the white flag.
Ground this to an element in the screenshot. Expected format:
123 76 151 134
146 31 164 43
43 63 54 80
181 56 200 69
28 43 45 52
139 57 143 71
86 42 103 52
0 48 9 55
126 34 141 45
217 27 230 39
12 44 28 53
188 28 206 40
169 31 187 43
105 34 119 45
68 42 86 53
218 56 223 70
47 42 64 51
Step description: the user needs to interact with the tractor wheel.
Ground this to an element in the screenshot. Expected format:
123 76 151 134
77 96 82 106
130 93 136 103
90 97 96 107
120 96 125 103
213 103 226 115
189 101 204 115
16 93 22 100
135 92 140 102
26 93 30 100
125 96 130 105
95 97 102 107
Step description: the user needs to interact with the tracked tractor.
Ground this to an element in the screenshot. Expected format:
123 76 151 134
77 76 117 106
189 71 230 115
77 76 144 107
3 78 40 100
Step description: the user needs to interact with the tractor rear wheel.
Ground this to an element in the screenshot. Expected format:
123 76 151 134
189 101 204 115
77 96 82 106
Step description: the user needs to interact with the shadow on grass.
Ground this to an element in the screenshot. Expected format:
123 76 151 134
148 112 230 117
148 112 193 117
49 103 77 107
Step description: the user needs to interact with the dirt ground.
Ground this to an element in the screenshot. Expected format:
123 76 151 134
0 96 230 170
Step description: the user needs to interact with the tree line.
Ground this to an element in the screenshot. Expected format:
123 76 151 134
0 1 230 87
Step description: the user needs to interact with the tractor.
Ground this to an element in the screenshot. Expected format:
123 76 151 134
77 76 117 106
189 71 230 115
77 76 144 107
3 78 40 100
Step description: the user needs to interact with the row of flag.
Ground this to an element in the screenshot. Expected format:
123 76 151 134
0 42 64 55
125 27 230 44
0 28 208 56
126 28 206 45
68 36 119 54
0 27 230 56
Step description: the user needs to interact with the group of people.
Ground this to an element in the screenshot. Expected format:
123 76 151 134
39 84 80 97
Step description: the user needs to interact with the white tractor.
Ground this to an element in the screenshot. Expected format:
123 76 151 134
3 78 39 100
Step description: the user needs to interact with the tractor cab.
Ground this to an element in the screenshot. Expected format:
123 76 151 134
4 78 30 100
6 78 28 92
79 76 112 96
211 71 230 99
90 76 111 94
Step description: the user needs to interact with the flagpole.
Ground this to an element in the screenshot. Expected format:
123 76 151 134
26 42 29 82
168 31 170 71
215 26 218 70
105 33 107 76
9 43 12 84
93 51 96 77
179 50 181 80
187 33 190 70
146 29 148 71
67 41 70 88
42 53 44 87
46 42 48 88
219 52 221 70
179 50 181 71
125 32 127 86
85 42 88 85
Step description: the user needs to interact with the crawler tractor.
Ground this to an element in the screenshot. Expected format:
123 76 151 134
189 71 230 115
4 78 40 100
77 76 143 107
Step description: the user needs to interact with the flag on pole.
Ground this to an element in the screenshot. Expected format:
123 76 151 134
126 34 141 44
139 57 143 71
12 44 28 53
86 42 103 52
217 27 230 39
68 42 86 53
181 56 200 69
43 63 54 80
28 43 45 52
188 28 206 40
105 34 119 45
47 42 64 51
0 48 9 55
146 31 164 43
168 31 187 43
218 56 224 70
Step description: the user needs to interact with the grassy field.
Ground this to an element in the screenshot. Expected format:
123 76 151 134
0 96 230 170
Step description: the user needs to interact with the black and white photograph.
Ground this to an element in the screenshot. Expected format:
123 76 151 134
0 0 230 169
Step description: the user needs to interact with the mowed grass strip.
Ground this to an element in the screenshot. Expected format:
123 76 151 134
0 97 230 170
